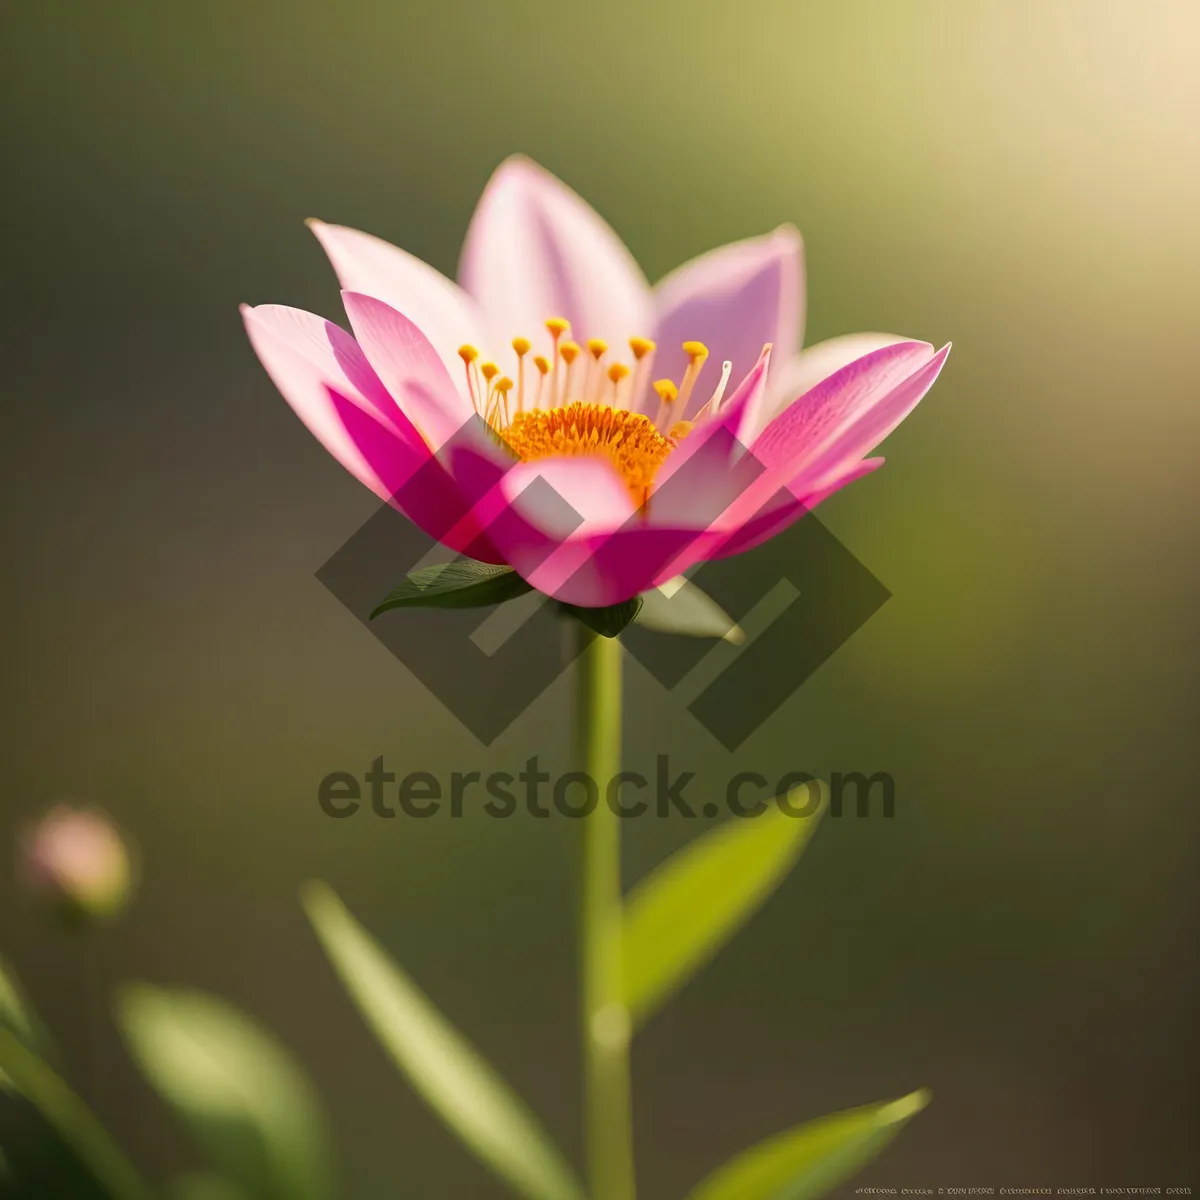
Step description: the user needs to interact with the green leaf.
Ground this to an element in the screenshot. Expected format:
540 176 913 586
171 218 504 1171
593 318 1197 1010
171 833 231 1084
302 882 586 1200
622 786 826 1025
115 985 333 1200
0 954 52 1093
685 1090 930 1200
635 577 744 642
560 596 643 638
0 1028 153 1200
170 1174 253 1200
371 559 533 617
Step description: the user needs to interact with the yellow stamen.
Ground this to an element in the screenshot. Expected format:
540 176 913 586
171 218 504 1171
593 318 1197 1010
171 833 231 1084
458 344 481 411
585 338 609 403
480 361 500 382
668 420 694 440
675 340 709 417
545 318 570 408
559 340 580 406
607 361 631 404
492 376 514 426
629 335 656 415
652 378 679 430
501 402 673 501
533 354 551 408
512 337 531 412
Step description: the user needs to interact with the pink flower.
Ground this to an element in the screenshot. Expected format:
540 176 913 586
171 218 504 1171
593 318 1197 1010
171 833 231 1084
20 805 134 924
243 156 949 608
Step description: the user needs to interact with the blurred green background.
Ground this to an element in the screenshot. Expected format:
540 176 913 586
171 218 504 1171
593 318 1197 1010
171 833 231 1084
2 0 1198 1194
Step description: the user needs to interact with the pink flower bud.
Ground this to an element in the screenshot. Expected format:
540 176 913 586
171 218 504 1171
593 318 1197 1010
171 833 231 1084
19 805 135 925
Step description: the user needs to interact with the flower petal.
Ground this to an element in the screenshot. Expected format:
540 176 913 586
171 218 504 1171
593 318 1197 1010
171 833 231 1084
745 332 913 442
458 156 652 364
750 340 939 474
241 303 417 495
649 226 804 421
712 456 886 560
341 292 477 449
308 220 488 392
323 387 506 562
788 343 950 490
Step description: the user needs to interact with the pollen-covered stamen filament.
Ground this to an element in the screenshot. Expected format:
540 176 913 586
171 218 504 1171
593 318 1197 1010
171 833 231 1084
559 340 581 407
675 340 710 416
545 317 570 406
511 337 531 413
533 354 551 408
629 336 655 412
607 362 631 405
491 376 514 426
479 361 500 424
458 344 481 413
652 378 679 431
585 338 608 404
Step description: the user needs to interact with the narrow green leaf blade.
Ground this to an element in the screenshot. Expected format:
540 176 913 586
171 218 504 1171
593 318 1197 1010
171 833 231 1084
116 986 333 1200
302 882 586 1200
371 560 533 617
623 787 825 1025
635 578 744 642
0 954 51 1093
0 1028 153 1200
561 596 643 638
170 1175 253 1200
685 1090 930 1200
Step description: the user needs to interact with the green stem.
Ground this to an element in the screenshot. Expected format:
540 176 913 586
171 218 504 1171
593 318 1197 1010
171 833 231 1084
575 625 636 1200
0 1029 152 1200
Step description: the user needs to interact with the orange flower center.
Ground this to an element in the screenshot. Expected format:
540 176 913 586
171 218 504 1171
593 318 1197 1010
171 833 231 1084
501 402 676 501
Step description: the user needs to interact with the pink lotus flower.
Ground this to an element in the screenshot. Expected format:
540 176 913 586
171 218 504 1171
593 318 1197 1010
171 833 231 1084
243 156 949 608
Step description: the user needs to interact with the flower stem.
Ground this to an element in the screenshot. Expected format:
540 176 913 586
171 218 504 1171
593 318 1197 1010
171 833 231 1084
575 625 636 1200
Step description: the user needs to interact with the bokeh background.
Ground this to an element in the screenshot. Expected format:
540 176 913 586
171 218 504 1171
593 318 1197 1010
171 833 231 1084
2 0 1198 1194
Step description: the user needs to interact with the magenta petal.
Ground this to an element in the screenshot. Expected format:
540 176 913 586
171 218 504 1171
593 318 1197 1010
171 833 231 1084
242 303 416 496
750 340 938 473
458 156 652 355
790 343 951 489
308 220 487 392
712 457 886 560
747 332 913 441
649 226 804 420
324 388 506 562
341 292 476 449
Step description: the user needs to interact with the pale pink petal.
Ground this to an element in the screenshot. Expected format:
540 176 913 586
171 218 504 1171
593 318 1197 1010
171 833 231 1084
500 457 637 535
308 220 487 393
750 340 938 474
793 345 950 488
458 156 652 364
745 332 913 442
242 303 418 496
648 226 804 421
341 292 476 449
